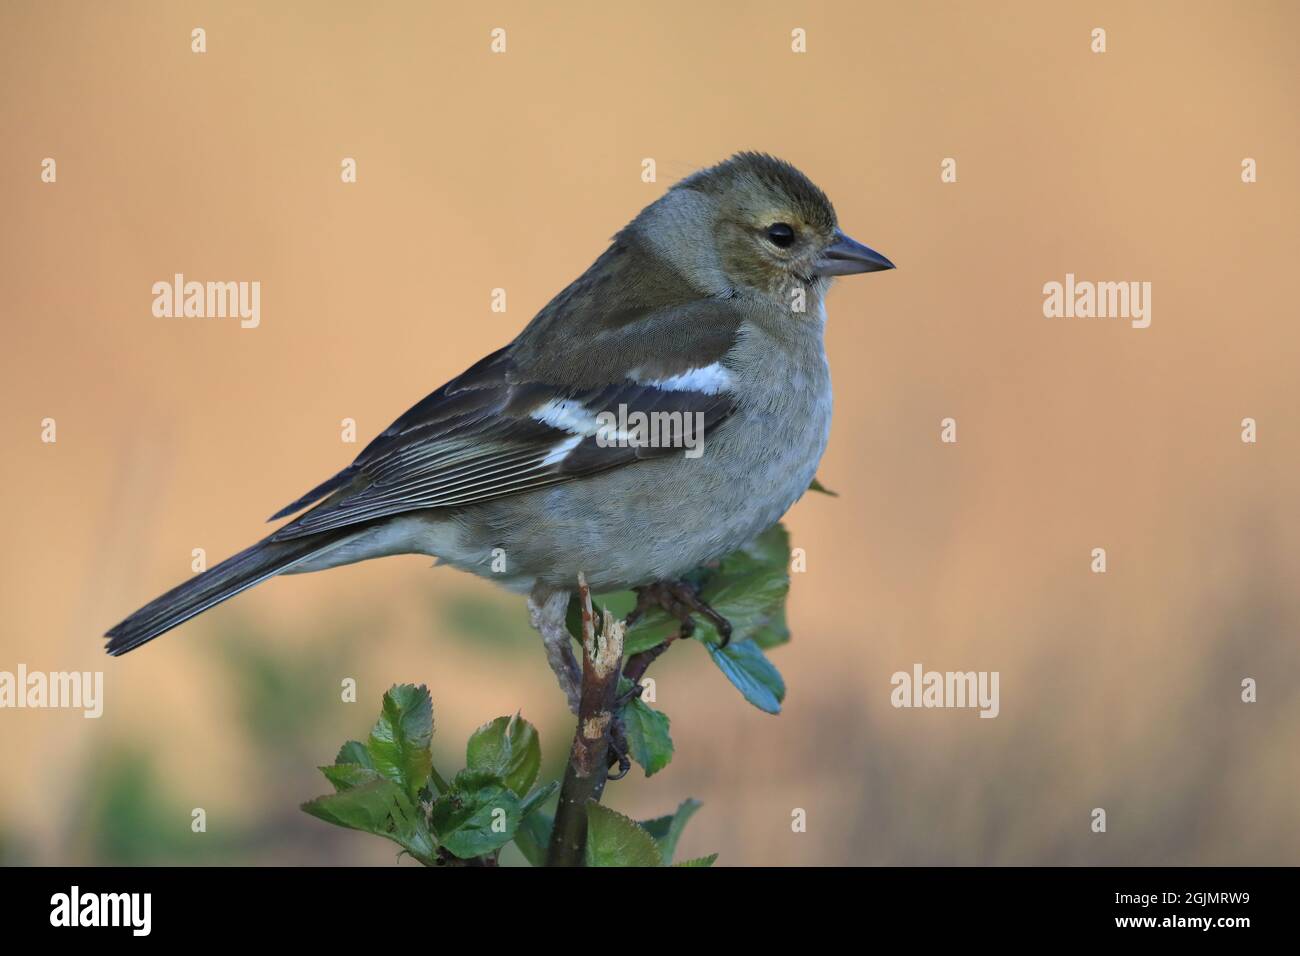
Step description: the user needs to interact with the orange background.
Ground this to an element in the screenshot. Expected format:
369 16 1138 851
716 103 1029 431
2 0 1297 865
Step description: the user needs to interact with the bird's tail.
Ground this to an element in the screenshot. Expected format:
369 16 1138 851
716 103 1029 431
104 529 352 655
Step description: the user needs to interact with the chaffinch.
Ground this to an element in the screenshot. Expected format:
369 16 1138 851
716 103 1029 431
105 152 894 708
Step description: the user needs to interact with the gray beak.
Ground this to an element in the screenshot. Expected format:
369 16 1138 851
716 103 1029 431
813 229 895 277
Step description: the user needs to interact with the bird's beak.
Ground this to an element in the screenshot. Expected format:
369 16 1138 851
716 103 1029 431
813 229 895 277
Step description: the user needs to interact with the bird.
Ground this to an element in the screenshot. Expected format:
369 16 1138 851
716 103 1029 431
104 152 894 711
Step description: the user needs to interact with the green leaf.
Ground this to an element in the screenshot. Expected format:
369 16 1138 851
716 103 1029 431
623 618 681 654
302 779 396 833
687 526 791 646
808 477 838 497
706 640 786 714
466 714 541 797
518 780 558 820
750 604 790 651
673 853 718 867
511 781 558 865
319 762 381 793
571 524 795 655
585 803 664 867
429 769 521 860
513 810 553 867
564 596 593 642
613 525 794 650
583 590 637 620
367 684 434 802
622 698 674 776
334 740 374 769
301 778 436 865
638 798 701 864
567 590 678 655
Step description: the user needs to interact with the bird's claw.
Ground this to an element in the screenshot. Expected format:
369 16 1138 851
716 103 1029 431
606 717 632 781
632 580 733 647
614 681 645 709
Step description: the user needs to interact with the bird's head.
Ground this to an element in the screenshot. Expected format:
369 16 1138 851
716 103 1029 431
652 152 894 309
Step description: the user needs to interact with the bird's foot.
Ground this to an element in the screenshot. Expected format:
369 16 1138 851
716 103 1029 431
629 580 733 647
613 681 644 709
527 587 582 714
606 715 632 781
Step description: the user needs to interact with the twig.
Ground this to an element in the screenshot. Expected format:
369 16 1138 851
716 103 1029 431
545 585 691 865
545 573 625 866
623 634 681 689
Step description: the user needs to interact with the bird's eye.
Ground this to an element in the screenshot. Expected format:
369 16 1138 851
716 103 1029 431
766 223 795 249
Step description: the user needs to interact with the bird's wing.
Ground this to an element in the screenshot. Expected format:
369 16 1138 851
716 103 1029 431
268 239 747 542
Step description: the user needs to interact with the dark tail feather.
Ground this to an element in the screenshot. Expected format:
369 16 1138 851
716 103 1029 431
267 466 356 521
104 530 349 655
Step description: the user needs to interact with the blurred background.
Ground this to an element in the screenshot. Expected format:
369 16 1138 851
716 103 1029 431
2 0 1297 865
